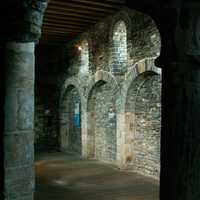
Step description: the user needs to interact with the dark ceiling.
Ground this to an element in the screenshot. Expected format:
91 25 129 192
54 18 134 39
41 0 126 44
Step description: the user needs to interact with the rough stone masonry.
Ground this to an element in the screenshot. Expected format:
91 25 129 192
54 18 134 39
55 8 162 179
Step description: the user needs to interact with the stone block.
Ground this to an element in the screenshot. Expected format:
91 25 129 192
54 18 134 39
4 89 18 131
5 165 34 182
6 51 34 88
5 177 34 200
4 132 34 168
17 88 34 130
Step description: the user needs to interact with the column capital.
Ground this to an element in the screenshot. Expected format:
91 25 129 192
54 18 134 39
1 0 48 43
156 1 200 68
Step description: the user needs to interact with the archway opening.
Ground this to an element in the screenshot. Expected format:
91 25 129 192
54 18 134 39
112 20 127 74
87 80 117 162
125 71 161 179
60 85 82 155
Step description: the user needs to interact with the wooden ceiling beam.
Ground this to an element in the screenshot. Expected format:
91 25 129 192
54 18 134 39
48 5 113 15
48 1 116 13
41 36 70 41
44 13 97 23
50 0 124 9
43 18 95 26
42 33 71 38
43 22 86 30
42 29 79 34
39 38 66 44
103 0 125 3
42 29 82 34
42 31 82 36
42 31 74 36
41 37 71 43
41 0 126 44
45 9 103 20
42 30 75 34
47 6 110 17
43 28 84 34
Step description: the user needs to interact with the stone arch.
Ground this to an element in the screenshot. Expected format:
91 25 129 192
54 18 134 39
86 70 119 163
120 57 161 112
85 70 119 100
60 77 84 105
109 9 132 45
59 78 84 155
117 58 161 179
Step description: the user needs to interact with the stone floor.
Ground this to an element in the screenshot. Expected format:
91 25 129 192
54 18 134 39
35 152 159 200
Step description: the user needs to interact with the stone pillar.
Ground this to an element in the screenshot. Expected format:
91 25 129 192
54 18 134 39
4 42 35 200
160 62 200 200
116 112 126 167
157 3 200 200
2 1 48 199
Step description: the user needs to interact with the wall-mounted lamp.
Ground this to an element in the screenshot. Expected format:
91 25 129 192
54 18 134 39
77 45 82 51
74 44 82 52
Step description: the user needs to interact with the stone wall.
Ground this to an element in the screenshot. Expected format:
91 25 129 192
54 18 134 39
126 72 161 177
64 8 160 78
111 20 128 74
87 81 117 163
59 8 162 179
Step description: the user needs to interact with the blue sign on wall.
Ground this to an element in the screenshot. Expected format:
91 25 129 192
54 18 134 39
73 113 81 127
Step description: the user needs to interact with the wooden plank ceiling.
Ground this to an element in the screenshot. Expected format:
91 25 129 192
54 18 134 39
41 0 126 44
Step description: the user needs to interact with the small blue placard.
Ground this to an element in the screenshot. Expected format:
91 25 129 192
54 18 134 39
73 113 81 127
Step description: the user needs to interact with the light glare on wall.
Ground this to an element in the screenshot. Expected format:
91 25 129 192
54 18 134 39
78 45 82 51
75 44 82 51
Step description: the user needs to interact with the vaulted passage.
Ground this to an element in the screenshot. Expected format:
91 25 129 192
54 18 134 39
33 6 162 200
87 81 117 163
60 86 82 155
3 1 200 200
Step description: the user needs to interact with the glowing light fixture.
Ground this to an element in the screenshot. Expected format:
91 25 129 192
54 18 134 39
78 45 82 51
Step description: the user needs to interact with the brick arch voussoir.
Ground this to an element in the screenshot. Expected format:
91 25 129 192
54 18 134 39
120 57 161 112
85 70 119 111
60 77 85 111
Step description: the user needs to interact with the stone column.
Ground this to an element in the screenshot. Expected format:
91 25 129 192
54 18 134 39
4 42 35 200
116 112 126 167
2 1 48 199
157 3 200 200
160 62 200 200
81 111 88 158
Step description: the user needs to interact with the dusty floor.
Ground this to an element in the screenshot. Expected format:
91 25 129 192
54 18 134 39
35 152 159 200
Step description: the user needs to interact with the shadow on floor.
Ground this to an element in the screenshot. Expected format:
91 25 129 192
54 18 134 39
35 152 159 200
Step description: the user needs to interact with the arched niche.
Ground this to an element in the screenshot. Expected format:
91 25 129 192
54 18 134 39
87 80 117 163
111 20 128 75
79 40 89 74
125 71 161 178
60 85 82 155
